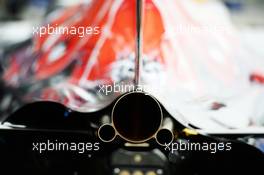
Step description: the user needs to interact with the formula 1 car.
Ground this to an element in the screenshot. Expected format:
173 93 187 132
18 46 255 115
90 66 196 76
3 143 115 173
0 0 264 175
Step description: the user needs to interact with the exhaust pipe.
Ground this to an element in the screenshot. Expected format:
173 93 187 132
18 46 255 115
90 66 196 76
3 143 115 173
112 92 163 143
98 92 174 145
98 124 116 142
155 118 174 146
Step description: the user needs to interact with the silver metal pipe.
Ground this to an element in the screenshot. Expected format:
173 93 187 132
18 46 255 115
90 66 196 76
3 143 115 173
155 118 175 146
98 124 116 142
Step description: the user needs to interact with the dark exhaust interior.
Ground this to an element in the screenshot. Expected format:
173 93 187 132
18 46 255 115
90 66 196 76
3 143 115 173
156 128 174 146
98 124 116 142
112 92 162 143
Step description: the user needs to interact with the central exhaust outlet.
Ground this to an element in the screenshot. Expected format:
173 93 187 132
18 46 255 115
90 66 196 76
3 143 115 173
112 92 163 143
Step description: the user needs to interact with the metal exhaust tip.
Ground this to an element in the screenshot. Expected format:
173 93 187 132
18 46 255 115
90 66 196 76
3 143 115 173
98 124 116 142
112 92 163 143
155 128 174 146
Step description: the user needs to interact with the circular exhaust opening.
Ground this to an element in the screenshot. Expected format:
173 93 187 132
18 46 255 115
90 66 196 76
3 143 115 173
112 92 163 143
156 128 174 146
98 124 116 142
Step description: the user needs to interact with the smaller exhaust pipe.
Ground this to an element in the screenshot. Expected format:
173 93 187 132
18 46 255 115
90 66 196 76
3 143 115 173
156 118 174 146
98 124 116 142
156 128 174 146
